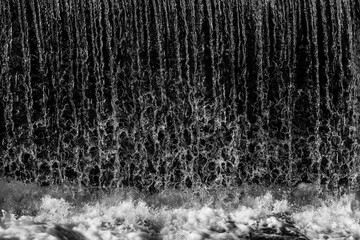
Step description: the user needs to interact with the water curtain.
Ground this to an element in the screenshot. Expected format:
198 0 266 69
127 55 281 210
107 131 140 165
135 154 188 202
0 0 360 193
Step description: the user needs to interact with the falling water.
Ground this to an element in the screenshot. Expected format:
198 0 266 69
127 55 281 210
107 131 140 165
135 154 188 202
0 0 360 193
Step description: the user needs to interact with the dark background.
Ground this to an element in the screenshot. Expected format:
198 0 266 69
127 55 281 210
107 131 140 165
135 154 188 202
0 0 360 194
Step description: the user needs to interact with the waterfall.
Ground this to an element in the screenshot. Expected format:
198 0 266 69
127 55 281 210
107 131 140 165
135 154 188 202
0 0 359 193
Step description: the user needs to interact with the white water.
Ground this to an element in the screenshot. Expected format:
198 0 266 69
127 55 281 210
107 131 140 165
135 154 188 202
1 190 360 240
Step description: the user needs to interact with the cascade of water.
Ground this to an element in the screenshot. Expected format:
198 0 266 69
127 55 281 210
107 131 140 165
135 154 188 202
0 0 359 193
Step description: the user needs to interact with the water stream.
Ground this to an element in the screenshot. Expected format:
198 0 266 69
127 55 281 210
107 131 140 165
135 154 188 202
0 0 360 193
